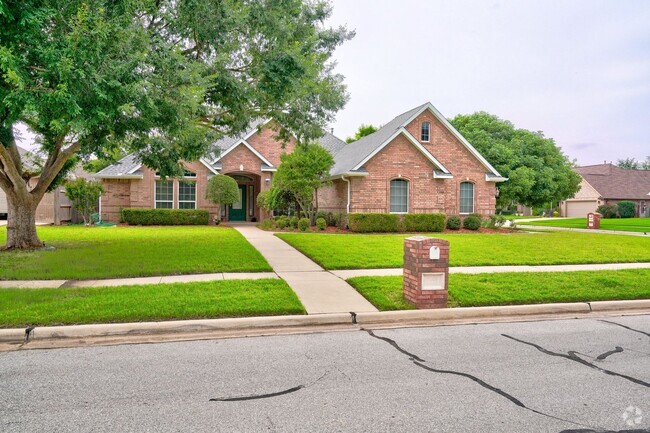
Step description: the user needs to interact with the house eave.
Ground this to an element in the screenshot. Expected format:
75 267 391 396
330 171 369 180
92 174 144 180
485 175 509 182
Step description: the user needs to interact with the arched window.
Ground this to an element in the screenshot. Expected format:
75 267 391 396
390 179 409 213
421 122 430 142
460 182 474 214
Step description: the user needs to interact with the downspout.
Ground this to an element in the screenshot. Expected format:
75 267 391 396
98 195 102 223
342 175 351 215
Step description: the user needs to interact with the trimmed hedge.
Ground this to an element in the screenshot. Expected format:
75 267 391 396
348 213 400 233
446 215 461 230
402 213 446 232
121 208 209 226
596 204 618 219
463 215 482 230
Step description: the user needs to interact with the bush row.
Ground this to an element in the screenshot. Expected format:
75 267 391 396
347 213 486 233
596 201 636 219
121 208 210 225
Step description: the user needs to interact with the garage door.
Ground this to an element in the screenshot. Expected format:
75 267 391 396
565 201 597 218
0 190 7 215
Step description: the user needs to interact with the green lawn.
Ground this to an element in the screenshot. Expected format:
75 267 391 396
348 269 650 310
276 231 650 270
0 226 271 280
0 279 305 327
519 217 650 232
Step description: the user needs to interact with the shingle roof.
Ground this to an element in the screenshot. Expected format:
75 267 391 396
576 164 650 200
317 130 347 155
94 119 346 178
95 153 143 177
330 104 427 176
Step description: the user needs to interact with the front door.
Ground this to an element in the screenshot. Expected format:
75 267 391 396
229 185 247 221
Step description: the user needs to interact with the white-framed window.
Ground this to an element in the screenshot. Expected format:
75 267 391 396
460 182 474 214
390 179 409 213
178 181 196 209
155 180 174 209
421 122 430 142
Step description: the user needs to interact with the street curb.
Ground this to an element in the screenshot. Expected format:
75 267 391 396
355 302 592 324
1 300 648 345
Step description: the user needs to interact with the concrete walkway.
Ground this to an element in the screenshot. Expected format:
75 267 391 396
518 224 649 237
0 272 279 289
232 224 378 315
331 262 650 279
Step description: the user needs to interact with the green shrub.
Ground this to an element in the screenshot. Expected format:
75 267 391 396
552 210 559 217
617 201 635 218
348 213 400 233
596 204 618 219
121 208 209 226
316 217 327 230
298 217 310 231
446 215 461 230
463 215 482 230
276 216 289 229
402 213 446 232
258 219 274 230
289 216 299 229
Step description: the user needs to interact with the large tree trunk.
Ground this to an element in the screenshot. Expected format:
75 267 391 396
4 192 43 250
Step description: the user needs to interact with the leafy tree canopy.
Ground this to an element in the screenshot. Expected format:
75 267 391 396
0 0 352 248
205 175 239 206
617 157 650 170
345 124 379 143
450 112 581 208
64 178 104 226
270 143 334 223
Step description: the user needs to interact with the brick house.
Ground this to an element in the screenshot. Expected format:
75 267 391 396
95 103 506 223
560 164 650 217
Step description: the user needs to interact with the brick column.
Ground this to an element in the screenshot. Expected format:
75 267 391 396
587 212 601 229
403 236 449 309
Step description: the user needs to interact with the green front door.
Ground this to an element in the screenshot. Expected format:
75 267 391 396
229 185 246 221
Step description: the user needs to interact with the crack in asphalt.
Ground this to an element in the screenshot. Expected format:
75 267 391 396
599 320 650 339
364 329 594 429
209 372 327 402
365 329 425 362
502 334 650 389
596 347 624 361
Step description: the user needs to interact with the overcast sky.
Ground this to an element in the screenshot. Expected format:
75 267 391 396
326 0 650 166
15 1 649 167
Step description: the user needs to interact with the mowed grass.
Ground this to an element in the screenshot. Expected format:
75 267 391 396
0 226 271 280
348 269 650 310
0 279 305 327
519 217 650 232
276 231 650 270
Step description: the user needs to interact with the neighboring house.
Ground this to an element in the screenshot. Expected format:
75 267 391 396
560 164 650 218
0 146 89 224
95 102 507 223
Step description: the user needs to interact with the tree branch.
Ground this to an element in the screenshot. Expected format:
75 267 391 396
32 140 81 198
0 139 25 190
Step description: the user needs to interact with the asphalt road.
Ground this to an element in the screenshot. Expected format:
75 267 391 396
1 315 649 433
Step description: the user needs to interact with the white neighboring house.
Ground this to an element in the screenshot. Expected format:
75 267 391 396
0 146 90 224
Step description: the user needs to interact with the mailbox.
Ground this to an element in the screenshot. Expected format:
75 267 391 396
587 212 601 229
403 236 449 309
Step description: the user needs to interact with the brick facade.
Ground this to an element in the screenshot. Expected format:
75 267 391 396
98 108 500 223
347 112 496 216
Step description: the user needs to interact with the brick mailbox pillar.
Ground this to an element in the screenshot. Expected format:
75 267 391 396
403 236 450 309
587 212 601 229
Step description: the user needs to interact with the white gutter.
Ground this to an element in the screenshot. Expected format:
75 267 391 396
342 175 351 214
